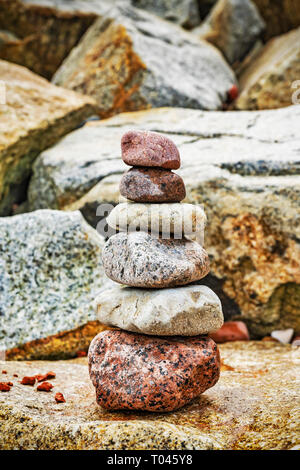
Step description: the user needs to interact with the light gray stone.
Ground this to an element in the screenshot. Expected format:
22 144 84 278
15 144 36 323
0 210 108 360
53 3 236 115
27 105 300 336
96 283 223 335
194 0 265 64
102 231 210 288
132 0 200 28
107 202 206 237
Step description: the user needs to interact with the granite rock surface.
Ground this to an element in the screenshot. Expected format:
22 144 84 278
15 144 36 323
0 341 297 449
194 0 265 65
0 59 96 216
27 106 300 336
121 130 180 169
102 231 209 288
0 210 108 360
120 167 186 202
53 3 236 116
89 330 220 412
132 0 201 28
107 202 206 237
95 283 223 335
236 27 300 110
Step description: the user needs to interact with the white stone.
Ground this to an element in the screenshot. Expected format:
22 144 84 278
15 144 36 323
95 284 224 336
106 202 206 238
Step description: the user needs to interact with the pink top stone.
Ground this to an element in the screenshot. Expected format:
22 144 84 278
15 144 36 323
121 130 180 169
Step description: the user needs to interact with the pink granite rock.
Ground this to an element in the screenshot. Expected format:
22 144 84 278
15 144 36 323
88 330 220 412
210 321 250 343
121 130 180 169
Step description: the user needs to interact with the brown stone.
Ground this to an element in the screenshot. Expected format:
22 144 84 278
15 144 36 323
120 167 186 202
121 130 180 169
89 330 220 412
210 321 250 343
252 0 300 40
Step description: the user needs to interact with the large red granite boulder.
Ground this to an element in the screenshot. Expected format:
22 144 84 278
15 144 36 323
88 330 220 412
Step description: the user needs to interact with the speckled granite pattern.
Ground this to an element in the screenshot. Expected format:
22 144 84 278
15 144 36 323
88 330 220 412
95 284 223 336
0 342 299 449
0 210 107 358
121 130 180 169
120 167 186 202
102 231 209 288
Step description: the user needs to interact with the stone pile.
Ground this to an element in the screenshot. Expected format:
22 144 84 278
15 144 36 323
88 130 224 412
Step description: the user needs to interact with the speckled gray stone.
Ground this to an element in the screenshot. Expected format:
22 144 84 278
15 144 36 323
0 209 107 359
102 231 210 288
96 283 223 335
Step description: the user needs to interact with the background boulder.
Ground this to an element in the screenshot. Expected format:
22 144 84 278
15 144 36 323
52 4 236 116
0 210 107 360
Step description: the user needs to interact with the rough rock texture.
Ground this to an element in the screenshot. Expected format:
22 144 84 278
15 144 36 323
236 28 300 110
53 4 236 116
0 60 96 216
27 105 300 337
0 0 110 78
96 283 223 335
102 232 209 288
89 330 220 412
120 167 186 202
122 130 180 169
0 341 299 449
252 0 300 40
0 210 108 360
107 202 206 237
194 0 265 65
132 0 200 28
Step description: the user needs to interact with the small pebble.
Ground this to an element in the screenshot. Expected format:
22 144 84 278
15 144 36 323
55 392 66 403
37 382 53 392
271 328 294 344
21 376 36 386
0 382 11 392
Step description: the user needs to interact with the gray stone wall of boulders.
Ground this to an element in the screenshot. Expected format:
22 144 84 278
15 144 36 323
0 0 300 360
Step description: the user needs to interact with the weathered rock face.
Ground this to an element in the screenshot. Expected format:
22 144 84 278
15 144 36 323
132 0 200 28
0 341 298 449
0 210 108 360
95 283 223 335
27 106 300 337
0 60 96 216
0 0 100 79
194 0 265 65
102 232 210 288
252 0 300 40
236 28 300 110
89 330 220 412
53 4 236 116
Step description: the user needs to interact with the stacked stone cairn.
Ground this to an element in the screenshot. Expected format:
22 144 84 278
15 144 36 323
88 130 224 412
